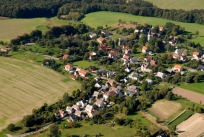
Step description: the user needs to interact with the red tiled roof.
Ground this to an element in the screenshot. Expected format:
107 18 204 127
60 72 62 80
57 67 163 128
174 64 182 69
123 44 129 49
65 64 72 69
123 55 130 60
193 52 199 56
79 69 87 75
59 110 64 115
97 37 105 43
173 53 179 58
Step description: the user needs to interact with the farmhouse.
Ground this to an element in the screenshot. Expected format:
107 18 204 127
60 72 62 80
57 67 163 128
65 64 73 72
173 64 183 72
97 37 106 44
75 68 88 77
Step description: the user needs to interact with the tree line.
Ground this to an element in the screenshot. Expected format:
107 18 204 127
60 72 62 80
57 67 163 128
1 0 204 24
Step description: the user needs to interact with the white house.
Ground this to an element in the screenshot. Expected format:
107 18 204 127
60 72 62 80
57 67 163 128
85 104 93 113
76 100 87 108
128 72 139 80
156 72 166 79
146 79 153 85
66 106 74 114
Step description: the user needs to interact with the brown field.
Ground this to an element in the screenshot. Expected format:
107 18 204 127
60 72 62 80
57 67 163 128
149 99 182 120
177 113 204 137
0 57 79 130
172 87 204 105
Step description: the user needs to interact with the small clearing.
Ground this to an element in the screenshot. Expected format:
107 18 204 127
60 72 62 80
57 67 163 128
149 100 182 120
177 113 204 137
172 87 204 105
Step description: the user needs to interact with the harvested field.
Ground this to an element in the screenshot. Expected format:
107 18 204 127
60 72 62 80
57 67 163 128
177 113 204 137
149 100 181 120
0 57 80 130
172 87 204 105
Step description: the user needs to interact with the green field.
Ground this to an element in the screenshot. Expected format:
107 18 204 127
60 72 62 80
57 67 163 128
180 82 204 94
0 17 68 42
145 0 204 10
168 110 193 128
30 111 157 137
73 60 98 69
0 57 80 131
82 11 204 45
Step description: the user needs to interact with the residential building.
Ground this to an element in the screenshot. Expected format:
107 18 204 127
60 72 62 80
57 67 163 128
173 64 183 72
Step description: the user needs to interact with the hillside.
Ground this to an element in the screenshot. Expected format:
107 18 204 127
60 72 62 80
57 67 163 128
145 0 204 10
0 57 79 130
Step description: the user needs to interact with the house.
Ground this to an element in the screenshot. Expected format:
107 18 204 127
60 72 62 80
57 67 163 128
193 51 200 60
198 65 204 71
126 85 138 92
103 90 117 100
106 72 115 78
130 57 138 64
109 49 120 59
94 82 101 88
85 104 93 113
101 30 110 37
146 79 153 85
150 60 157 66
156 72 166 79
93 91 99 98
145 56 153 62
71 75 76 80
141 63 152 73
59 110 66 117
99 43 112 51
173 64 183 72
109 87 120 94
134 29 140 33
95 99 104 107
180 56 187 61
66 106 74 114
173 53 179 59
123 54 131 61
89 32 97 39
77 69 88 77
62 54 69 60
76 100 87 108
122 44 130 54
125 91 136 97
118 36 129 46
142 46 149 53
74 110 82 118
175 49 183 55
65 64 73 72
72 105 80 111
97 37 106 44
159 26 164 31
128 72 139 80
89 66 98 72
125 67 132 73
89 52 97 60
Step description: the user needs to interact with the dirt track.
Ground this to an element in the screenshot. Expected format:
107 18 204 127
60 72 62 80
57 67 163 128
172 87 204 105
177 113 204 137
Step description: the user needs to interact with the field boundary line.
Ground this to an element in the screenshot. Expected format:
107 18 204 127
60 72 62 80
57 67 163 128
167 110 186 125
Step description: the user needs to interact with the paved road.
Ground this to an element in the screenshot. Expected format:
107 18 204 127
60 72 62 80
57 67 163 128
140 111 169 130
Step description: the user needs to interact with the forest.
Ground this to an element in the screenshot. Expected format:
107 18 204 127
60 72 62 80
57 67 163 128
1 0 204 24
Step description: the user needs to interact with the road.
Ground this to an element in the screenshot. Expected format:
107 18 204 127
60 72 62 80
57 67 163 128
140 111 169 131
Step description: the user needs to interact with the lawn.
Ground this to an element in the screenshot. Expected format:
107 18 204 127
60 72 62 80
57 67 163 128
73 60 98 69
179 82 204 95
81 11 204 45
0 17 68 42
0 57 80 131
168 110 193 128
145 0 204 10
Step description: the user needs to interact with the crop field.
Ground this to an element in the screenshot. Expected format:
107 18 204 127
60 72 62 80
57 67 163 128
168 110 193 128
179 82 204 95
145 0 204 10
176 113 204 137
82 11 204 45
149 99 182 120
0 17 68 42
172 87 204 105
0 57 80 130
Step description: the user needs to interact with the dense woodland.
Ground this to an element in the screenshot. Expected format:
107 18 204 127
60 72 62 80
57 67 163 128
1 0 204 24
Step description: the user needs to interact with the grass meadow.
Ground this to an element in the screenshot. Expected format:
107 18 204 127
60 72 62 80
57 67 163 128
81 11 204 45
0 57 80 131
0 17 68 42
73 60 98 69
180 82 204 95
145 0 204 10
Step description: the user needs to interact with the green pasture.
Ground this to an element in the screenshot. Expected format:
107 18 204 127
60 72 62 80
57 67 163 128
81 11 204 45
180 82 204 95
73 60 98 69
145 0 204 10
0 17 68 42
